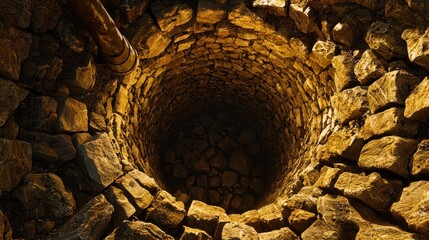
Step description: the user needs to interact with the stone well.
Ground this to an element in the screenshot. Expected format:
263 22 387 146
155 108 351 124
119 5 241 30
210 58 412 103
0 0 429 239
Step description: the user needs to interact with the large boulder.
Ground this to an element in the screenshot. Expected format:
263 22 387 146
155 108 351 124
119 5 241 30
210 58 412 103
334 172 400 210
0 139 32 195
228 1 275 34
114 173 154 213
409 139 429 177
358 136 418 178
151 1 193 33
57 97 88 133
365 21 407 60
78 133 123 192
146 190 186 228
196 0 225 25
187 200 229 235
402 27 429 70
221 222 259 240
104 186 136 226
390 181 429 237
104 220 174 240
48 194 114 240
354 49 387 85
14 173 76 220
331 86 369 124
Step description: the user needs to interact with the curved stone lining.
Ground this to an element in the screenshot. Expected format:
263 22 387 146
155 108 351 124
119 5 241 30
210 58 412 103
0 0 428 239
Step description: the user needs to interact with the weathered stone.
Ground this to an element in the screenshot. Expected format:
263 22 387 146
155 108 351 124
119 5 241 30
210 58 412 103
180 226 212 240
120 0 150 23
331 86 369 124
114 84 129 115
0 0 32 28
404 77 429 121
187 200 228 235
333 15 359 47
22 131 76 164
0 24 31 80
146 190 186 228
402 27 429 70
365 21 407 60
104 186 136 226
16 96 57 133
0 209 12 240
229 151 253 175
367 70 419 113
30 0 62 33
151 1 193 33
105 220 174 240
221 222 258 240
65 56 96 92
282 187 323 219
57 97 89 133
89 112 107 132
0 139 32 195
390 181 429 237
314 166 342 190
78 133 123 192
0 79 29 117
115 174 153 212
14 173 76 219
288 209 316 233
311 40 336 68
334 172 399 209
359 136 418 177
409 140 429 177
253 0 287 16
196 0 225 25
289 0 316 33
228 1 275 34
258 203 285 231
71 133 92 148
301 218 341 240
259 227 299 240
48 194 114 240
354 49 387 85
125 14 171 59
0 116 19 139
128 169 160 194
331 52 358 92
318 126 364 162
385 0 424 28
362 107 418 140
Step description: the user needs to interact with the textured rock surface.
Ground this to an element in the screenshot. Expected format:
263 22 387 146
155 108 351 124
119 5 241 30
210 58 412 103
331 86 369 124
115 173 153 212
221 222 259 240
0 209 12 240
365 21 407 60
354 49 387 85
405 77 429 121
359 136 418 177
180 226 212 240
104 186 136 226
367 70 419 113
318 126 364 162
402 27 429 70
78 133 123 192
0 79 29 126
334 172 399 209
57 97 88 133
49 194 114 240
0 139 32 195
105 220 174 240
409 140 429 177
196 0 225 25
390 181 429 237
259 227 299 240
187 200 228 235
146 190 186 228
14 173 76 220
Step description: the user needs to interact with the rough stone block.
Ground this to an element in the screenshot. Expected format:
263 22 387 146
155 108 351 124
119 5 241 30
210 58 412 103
402 28 429 70
104 186 136 226
311 40 336 68
354 49 387 85
180 226 212 240
365 21 407 60
331 52 358 91
409 139 429 177
314 166 342 190
48 194 114 240
115 174 154 212
259 227 299 239
0 79 29 124
57 97 88 133
187 200 228 235
221 222 258 240
151 1 193 33
331 86 369 124
390 181 429 237
14 173 76 220
367 70 419 113
105 220 174 240
15 96 57 133
334 172 399 210
288 209 316 233
405 77 429 121
146 190 186 228
0 139 32 195
317 126 364 162
253 0 287 16
228 1 275 34
362 107 418 140
78 133 123 192
358 136 418 178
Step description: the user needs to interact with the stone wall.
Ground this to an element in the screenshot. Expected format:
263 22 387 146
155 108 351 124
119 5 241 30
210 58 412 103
0 0 428 239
